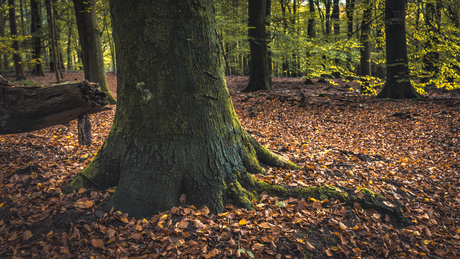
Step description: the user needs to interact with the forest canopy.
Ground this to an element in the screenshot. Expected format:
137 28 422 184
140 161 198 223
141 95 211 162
0 0 459 94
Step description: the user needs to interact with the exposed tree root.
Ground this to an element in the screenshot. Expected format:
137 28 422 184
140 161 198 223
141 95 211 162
238 141 412 228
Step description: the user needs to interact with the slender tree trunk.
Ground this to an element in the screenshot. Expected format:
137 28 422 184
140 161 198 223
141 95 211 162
8 0 27 80
52 0 64 78
377 0 420 99
72 0 116 104
325 0 331 36
332 0 340 35
45 0 59 82
31 0 45 76
360 0 372 93
280 0 289 77
243 0 272 92
421 2 440 83
346 0 355 69
0 0 5 72
308 0 315 38
67 18 73 71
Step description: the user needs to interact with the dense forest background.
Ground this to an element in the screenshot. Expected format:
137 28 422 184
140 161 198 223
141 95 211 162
0 0 459 94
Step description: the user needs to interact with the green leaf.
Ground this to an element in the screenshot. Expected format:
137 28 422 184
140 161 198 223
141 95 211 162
276 201 286 207
247 251 255 258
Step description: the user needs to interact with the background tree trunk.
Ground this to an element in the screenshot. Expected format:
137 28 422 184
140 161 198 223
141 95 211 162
8 0 27 81
45 0 59 82
332 0 340 35
31 0 45 76
307 0 315 38
72 0 116 104
421 1 440 83
243 0 272 92
360 0 372 93
377 0 420 99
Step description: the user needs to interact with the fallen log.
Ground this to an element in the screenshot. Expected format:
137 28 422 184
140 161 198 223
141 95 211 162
0 81 110 135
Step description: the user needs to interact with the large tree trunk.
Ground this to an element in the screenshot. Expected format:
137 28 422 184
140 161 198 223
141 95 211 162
31 0 45 76
243 0 271 92
360 0 372 93
377 0 420 99
8 0 27 81
67 0 295 218
66 0 411 226
72 0 116 104
0 81 109 135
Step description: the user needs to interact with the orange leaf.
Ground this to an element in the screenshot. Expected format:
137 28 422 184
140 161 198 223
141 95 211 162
239 219 247 225
91 239 104 248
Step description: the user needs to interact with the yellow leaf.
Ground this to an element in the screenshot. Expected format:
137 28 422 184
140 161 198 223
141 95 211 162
47 230 53 236
239 219 247 225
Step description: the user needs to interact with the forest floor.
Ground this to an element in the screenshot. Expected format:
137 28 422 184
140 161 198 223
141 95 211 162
1 72 459 258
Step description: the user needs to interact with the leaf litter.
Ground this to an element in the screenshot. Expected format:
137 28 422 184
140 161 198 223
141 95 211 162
0 72 459 258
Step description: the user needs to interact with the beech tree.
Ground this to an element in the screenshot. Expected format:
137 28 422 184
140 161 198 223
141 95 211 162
67 0 408 223
377 0 420 99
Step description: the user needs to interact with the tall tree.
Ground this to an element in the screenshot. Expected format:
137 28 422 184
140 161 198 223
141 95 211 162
67 0 299 218
360 0 372 93
377 0 419 99
243 0 271 92
72 0 116 104
30 0 45 76
8 0 27 80
346 0 355 39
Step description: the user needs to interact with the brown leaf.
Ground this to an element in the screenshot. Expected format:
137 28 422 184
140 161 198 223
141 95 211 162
305 241 315 250
22 230 32 240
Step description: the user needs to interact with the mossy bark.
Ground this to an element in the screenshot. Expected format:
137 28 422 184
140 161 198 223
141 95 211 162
67 0 410 227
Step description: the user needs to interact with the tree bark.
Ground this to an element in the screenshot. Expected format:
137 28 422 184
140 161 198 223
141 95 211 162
31 0 45 76
72 0 116 104
0 81 109 135
8 0 27 81
242 0 272 92
377 0 420 99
